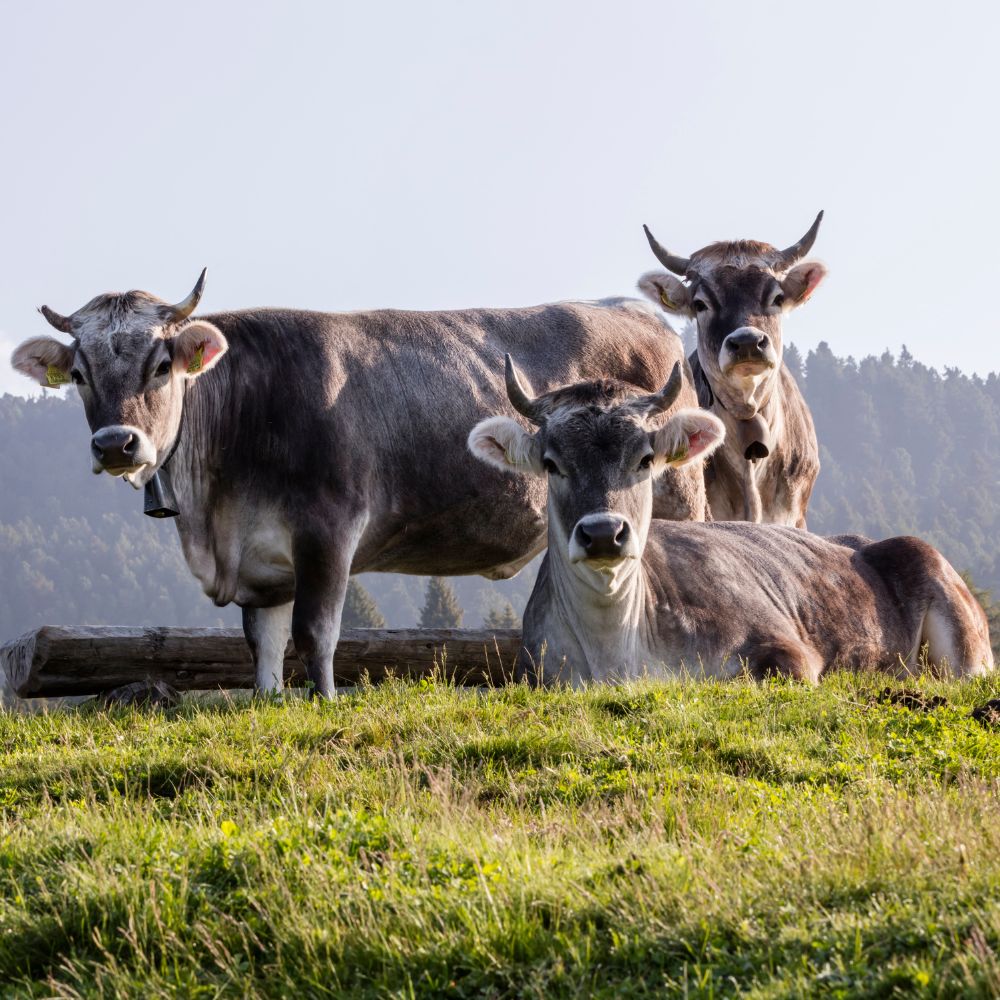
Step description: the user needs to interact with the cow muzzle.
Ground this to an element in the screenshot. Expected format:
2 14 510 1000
91 424 156 477
569 514 638 565
720 327 777 378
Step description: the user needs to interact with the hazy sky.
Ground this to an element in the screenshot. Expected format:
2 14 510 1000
2 0 997 397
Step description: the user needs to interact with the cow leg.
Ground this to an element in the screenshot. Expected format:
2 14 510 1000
242 603 293 694
919 582 995 678
747 639 822 684
291 524 360 699
742 460 763 523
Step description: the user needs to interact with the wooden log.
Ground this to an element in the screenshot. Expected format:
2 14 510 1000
0 626 524 699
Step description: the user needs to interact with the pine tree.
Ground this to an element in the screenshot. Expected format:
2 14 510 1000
342 579 386 629
483 602 521 630
419 577 464 628
784 342 804 383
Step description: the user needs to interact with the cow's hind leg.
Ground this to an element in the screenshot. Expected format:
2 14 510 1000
746 638 823 684
243 603 293 694
920 571 994 678
290 519 362 699
861 536 993 677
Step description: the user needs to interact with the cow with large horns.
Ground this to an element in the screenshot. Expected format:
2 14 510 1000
469 360 994 685
637 214 825 526
11 274 707 697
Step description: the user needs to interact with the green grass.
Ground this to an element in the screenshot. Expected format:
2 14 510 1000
2 675 1000 997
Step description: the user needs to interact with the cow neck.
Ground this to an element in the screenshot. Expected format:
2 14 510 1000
711 393 769 522
160 382 188 474
544 528 655 682
706 372 778 426
704 369 784 466
162 374 220 517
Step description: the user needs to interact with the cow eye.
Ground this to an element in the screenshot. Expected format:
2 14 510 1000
638 453 654 471
771 293 785 309
542 457 563 477
154 359 172 379
70 369 85 386
692 299 709 314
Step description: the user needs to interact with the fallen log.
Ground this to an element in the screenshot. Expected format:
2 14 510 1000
0 626 523 698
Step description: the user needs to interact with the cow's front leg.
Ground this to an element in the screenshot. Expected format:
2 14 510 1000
290 526 357 699
243 603 293 694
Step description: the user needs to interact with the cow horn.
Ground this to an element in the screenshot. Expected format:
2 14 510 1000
505 354 545 425
39 305 74 335
632 361 683 418
643 225 691 276
165 268 208 322
774 211 824 270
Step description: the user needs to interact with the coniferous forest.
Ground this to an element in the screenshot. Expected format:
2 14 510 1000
1 341 998 645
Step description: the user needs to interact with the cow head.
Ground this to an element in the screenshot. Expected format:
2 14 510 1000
468 358 724 593
637 214 826 418
10 271 226 486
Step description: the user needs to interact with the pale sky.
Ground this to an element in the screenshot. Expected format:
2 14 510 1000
2 0 997 397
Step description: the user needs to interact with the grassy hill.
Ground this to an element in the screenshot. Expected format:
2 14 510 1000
3 674 1000 997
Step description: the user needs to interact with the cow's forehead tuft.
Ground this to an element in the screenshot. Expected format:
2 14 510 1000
72 290 169 343
690 240 781 274
539 378 635 413
544 402 642 450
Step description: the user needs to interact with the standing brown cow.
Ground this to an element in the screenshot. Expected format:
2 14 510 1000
637 214 826 527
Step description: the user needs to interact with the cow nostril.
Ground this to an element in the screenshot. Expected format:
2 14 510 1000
757 335 770 351
578 525 592 549
122 433 137 456
615 523 630 546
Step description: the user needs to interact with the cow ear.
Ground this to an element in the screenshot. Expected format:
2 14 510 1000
781 261 827 308
468 416 543 475
637 271 693 316
172 320 228 378
10 336 76 388
652 409 725 469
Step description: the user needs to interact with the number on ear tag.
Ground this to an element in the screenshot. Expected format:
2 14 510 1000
659 289 677 311
46 365 71 386
186 345 205 374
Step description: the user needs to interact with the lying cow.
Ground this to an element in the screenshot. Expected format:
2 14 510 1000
638 214 825 526
468 360 993 684
11 274 706 696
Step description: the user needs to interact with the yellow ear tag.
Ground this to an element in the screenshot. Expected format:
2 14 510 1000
45 365 71 386
186 344 205 374
667 444 689 464
659 289 677 311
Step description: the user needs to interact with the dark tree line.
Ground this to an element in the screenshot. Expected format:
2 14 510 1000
795 342 1000 594
1 340 997 645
